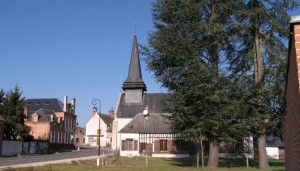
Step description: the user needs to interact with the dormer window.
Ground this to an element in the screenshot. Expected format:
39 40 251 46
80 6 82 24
33 115 38 122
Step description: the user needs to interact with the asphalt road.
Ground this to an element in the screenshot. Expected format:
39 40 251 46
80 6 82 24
0 148 111 170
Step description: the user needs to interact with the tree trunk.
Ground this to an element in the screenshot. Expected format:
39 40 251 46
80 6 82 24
197 144 199 168
207 140 219 168
200 140 204 169
258 129 269 169
253 8 269 169
254 22 263 83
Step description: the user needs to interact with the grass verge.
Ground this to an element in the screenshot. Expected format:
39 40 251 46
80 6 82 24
3 157 285 171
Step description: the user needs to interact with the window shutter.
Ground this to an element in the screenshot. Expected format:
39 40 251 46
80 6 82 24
172 140 177 151
155 140 159 152
122 140 125 151
134 140 138 151
167 140 172 152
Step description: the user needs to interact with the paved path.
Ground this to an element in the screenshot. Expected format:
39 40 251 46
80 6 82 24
0 148 111 170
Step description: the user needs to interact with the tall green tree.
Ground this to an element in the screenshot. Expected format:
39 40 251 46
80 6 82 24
0 89 4 113
228 0 299 169
142 0 250 168
1 85 32 140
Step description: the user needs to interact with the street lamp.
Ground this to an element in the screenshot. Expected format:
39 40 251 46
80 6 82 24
92 99 101 166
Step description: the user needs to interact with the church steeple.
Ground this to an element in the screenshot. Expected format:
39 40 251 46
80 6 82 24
122 33 147 92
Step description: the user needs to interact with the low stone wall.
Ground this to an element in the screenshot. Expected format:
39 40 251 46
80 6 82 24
1 141 23 156
1 140 49 156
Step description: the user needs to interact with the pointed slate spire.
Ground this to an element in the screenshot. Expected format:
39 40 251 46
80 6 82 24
122 33 147 91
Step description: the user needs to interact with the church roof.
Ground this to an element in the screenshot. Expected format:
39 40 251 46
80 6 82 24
116 93 167 118
119 113 172 134
122 33 147 91
24 98 64 115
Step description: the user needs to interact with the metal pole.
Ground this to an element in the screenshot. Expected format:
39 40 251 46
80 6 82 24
92 99 101 166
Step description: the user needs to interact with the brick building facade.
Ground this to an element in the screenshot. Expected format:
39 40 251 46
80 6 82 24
24 96 77 145
284 15 300 171
74 127 85 147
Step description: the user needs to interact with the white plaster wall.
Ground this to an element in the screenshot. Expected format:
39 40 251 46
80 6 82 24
244 136 254 159
113 118 132 151
266 147 279 159
85 114 107 147
111 92 121 151
120 133 139 140
120 133 139 157
112 120 118 150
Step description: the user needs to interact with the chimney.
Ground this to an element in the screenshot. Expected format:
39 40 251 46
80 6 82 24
24 106 29 121
71 98 76 115
64 96 68 112
109 107 114 118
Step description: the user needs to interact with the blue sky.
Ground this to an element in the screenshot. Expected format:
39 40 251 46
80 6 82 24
0 1 299 127
0 0 165 127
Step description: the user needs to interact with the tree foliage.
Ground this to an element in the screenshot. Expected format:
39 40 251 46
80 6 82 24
229 0 299 134
142 0 299 169
141 0 253 168
0 85 32 141
229 1 299 169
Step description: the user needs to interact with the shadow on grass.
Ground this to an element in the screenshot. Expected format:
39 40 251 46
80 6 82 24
219 158 267 168
165 156 285 170
269 160 285 171
161 157 197 168
164 157 251 168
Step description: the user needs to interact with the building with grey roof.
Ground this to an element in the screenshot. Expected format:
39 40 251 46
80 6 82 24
85 107 114 148
24 96 77 145
112 33 194 157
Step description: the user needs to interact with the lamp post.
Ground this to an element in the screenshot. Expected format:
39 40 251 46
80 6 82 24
92 99 101 166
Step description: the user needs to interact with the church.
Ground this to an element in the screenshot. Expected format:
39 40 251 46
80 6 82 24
111 33 194 157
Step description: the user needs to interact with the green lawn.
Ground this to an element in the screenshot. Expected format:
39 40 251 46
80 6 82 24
3 157 285 171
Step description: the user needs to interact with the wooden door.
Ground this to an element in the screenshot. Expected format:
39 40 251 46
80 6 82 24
145 143 153 156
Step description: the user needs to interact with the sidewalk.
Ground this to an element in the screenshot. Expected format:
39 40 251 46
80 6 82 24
0 149 113 170
0 155 100 170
